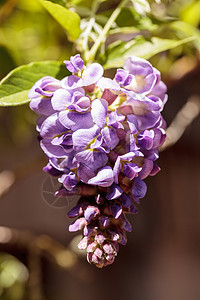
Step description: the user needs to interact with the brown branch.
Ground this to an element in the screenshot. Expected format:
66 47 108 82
0 226 78 269
0 0 19 23
160 95 200 151
0 170 15 198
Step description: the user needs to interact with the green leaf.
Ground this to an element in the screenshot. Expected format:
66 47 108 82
40 0 81 41
0 61 69 106
42 0 66 6
180 0 200 28
103 36 196 69
170 21 200 51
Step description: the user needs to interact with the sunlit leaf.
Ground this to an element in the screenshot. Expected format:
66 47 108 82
180 0 200 28
0 61 69 106
103 36 196 69
170 21 200 51
42 0 66 6
40 0 81 41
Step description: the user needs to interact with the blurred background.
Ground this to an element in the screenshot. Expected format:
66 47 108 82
0 0 200 299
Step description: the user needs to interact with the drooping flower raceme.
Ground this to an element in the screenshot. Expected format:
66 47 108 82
29 54 167 268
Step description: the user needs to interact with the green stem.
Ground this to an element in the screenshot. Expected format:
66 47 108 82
82 0 100 63
88 0 129 61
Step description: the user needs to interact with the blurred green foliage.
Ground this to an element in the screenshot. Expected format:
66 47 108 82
0 252 28 300
0 0 72 79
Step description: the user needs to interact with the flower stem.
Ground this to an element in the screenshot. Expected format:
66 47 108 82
82 0 100 63
88 0 129 62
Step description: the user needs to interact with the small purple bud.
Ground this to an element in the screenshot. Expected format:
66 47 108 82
69 218 87 232
94 248 103 259
64 54 84 73
87 242 97 253
84 206 100 222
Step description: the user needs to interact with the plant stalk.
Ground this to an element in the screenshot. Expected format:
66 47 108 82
88 0 129 61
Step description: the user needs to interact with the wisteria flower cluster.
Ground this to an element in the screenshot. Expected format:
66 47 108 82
29 54 167 268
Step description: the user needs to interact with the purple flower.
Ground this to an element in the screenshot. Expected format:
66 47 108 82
122 56 157 94
113 152 143 183
64 54 84 73
51 88 91 113
29 76 61 99
62 63 104 90
58 172 78 191
28 54 168 268
88 166 114 187
29 77 61 116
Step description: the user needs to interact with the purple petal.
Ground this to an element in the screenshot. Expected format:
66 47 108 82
113 152 137 182
88 166 113 187
106 184 123 200
101 126 119 151
150 162 161 176
69 218 87 232
51 133 72 147
131 177 147 203
136 111 161 130
125 90 162 111
72 125 100 151
124 56 154 77
107 110 125 129
61 75 83 89
152 128 166 148
137 129 154 150
49 152 77 171
123 163 142 180
143 149 159 161
118 233 127 245
114 69 133 87
75 150 108 171
133 73 157 94
78 237 89 250
123 219 132 232
87 242 98 253
99 216 110 228
84 206 100 222
113 156 121 184
127 114 139 134
129 204 138 214
67 205 83 218
97 77 120 91
28 76 61 99
139 159 153 179
69 92 90 112
78 164 96 183
36 115 47 132
82 63 103 86
110 204 122 219
64 54 84 73
40 139 68 158
121 193 132 208
58 172 78 191
40 113 67 138
29 97 56 116
51 88 72 111
91 98 108 128
150 74 167 102
59 110 93 131
95 234 106 245
43 162 63 176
